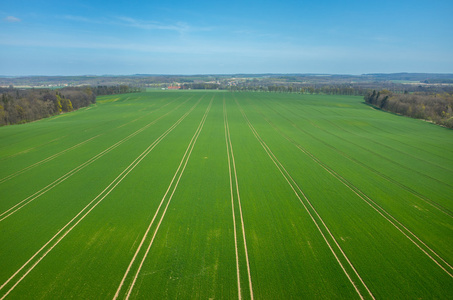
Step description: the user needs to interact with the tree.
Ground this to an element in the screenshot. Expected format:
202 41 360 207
55 95 62 113
61 98 73 112
380 95 389 109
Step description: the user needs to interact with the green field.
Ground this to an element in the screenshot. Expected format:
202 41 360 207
0 91 452 299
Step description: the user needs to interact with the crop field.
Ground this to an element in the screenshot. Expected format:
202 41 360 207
0 90 452 299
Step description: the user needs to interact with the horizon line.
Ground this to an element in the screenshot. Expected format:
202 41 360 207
2 72 453 78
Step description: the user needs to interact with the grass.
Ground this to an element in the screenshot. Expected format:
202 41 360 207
0 91 452 299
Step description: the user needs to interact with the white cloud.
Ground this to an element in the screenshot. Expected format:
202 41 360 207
115 16 198 35
62 15 94 23
61 14 196 34
0 29 351 59
4 16 21 22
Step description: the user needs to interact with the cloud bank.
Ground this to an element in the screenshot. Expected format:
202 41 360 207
4 16 21 22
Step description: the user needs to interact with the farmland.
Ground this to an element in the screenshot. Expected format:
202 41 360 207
0 90 452 299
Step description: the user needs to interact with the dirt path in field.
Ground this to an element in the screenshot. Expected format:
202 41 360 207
250 99 453 278
113 97 213 300
0 97 165 184
223 98 254 300
0 98 185 222
267 99 453 218
114 98 168 129
0 135 100 184
281 127 453 278
0 136 66 161
234 96 375 300
0 98 200 300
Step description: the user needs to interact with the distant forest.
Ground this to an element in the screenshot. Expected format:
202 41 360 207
1 73 453 127
2 73 453 88
0 85 141 126
365 90 453 128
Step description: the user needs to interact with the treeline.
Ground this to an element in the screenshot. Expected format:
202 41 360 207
91 85 143 95
179 83 221 90
0 87 96 125
365 90 453 128
0 85 142 126
228 84 368 95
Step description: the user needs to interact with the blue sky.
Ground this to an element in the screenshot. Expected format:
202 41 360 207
1 0 452 75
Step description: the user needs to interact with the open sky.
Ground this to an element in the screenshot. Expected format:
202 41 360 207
1 0 452 75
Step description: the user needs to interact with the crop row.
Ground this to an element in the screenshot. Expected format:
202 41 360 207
0 91 452 298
